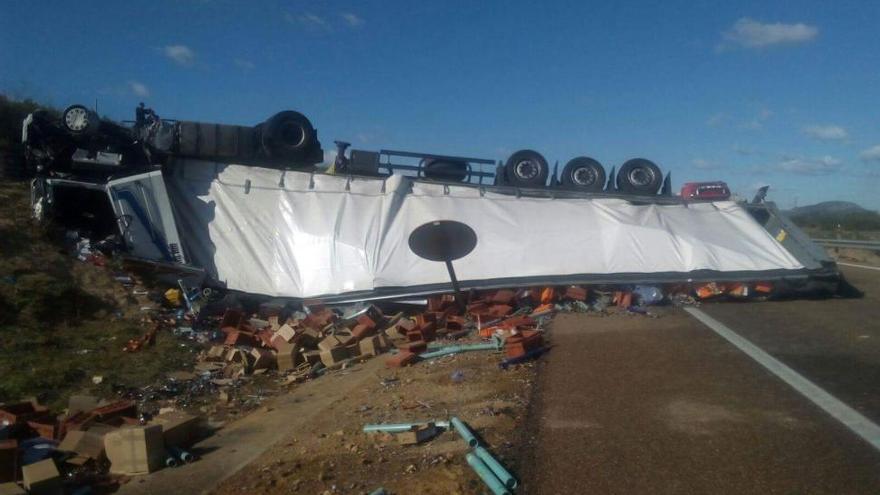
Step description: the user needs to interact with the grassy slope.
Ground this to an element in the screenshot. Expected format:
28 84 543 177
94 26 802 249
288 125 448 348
0 178 193 411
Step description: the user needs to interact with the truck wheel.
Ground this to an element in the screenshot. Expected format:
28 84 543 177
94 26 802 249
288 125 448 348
505 150 549 187
61 104 99 136
561 156 605 191
261 111 316 160
423 158 468 182
615 158 662 195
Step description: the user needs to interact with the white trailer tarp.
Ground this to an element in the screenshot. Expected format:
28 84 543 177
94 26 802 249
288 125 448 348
165 161 804 298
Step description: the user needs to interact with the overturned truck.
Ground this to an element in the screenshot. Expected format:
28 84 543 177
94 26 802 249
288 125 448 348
22 104 840 302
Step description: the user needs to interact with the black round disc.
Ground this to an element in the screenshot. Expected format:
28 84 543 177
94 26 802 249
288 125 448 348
408 220 477 262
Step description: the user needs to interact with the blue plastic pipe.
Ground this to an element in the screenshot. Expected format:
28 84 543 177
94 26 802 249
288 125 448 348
419 342 498 359
363 422 421 433
450 416 478 447
474 446 517 489
168 446 194 463
466 452 510 495
363 420 450 434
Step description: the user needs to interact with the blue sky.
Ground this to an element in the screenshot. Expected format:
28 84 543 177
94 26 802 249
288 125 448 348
2 1 879 209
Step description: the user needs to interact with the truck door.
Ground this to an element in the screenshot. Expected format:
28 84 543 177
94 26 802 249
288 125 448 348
107 171 187 263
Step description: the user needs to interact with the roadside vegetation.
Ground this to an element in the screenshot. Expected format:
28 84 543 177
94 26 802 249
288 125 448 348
0 94 193 410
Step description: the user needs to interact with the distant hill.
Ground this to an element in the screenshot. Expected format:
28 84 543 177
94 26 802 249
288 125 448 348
786 201 880 231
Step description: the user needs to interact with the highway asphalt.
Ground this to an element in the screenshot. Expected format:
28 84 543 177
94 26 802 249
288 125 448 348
521 265 880 494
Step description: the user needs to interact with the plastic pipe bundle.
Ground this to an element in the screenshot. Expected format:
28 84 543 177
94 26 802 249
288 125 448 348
474 446 517 489
452 417 518 492
466 452 510 495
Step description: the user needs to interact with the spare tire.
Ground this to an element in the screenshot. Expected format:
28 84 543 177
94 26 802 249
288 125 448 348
561 156 606 191
260 110 316 160
423 158 468 182
505 149 549 187
615 158 662 195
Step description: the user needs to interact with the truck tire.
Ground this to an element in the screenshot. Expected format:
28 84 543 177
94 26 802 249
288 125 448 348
560 156 605 191
61 104 100 136
505 149 549 187
260 111 316 160
615 158 662 195
423 158 468 182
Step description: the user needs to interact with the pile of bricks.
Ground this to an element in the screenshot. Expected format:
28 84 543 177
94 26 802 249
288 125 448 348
382 286 583 368
0 397 201 491
201 302 399 378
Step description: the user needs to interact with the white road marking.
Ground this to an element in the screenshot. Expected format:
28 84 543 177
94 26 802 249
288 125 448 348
838 262 880 272
684 306 880 452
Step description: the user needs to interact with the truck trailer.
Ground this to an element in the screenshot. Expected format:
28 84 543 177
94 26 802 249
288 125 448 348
21 103 841 302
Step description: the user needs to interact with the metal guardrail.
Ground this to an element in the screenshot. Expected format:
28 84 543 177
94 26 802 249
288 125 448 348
812 238 880 252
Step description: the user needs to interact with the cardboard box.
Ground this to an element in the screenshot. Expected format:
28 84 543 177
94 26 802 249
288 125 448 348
319 347 349 367
104 425 164 475
276 323 297 342
275 342 301 372
21 459 61 495
67 395 102 416
318 335 345 352
358 334 387 356
152 412 200 448
57 429 106 460
0 482 26 495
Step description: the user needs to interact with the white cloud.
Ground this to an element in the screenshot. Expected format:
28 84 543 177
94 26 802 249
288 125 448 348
720 18 818 49
803 124 848 141
860 145 880 163
775 155 842 175
164 45 195 66
234 58 255 70
287 12 331 30
341 13 364 27
128 81 150 97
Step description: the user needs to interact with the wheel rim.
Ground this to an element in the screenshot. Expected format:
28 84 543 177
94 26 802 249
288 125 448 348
628 167 655 187
572 166 597 186
514 159 539 180
64 107 89 132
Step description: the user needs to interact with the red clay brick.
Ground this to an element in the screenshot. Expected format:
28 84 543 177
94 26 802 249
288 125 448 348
220 309 244 332
499 315 537 329
352 323 376 341
564 286 588 301
487 304 513 318
385 351 417 368
356 314 378 330
90 400 137 422
398 341 427 354
490 289 516 305
27 417 57 440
